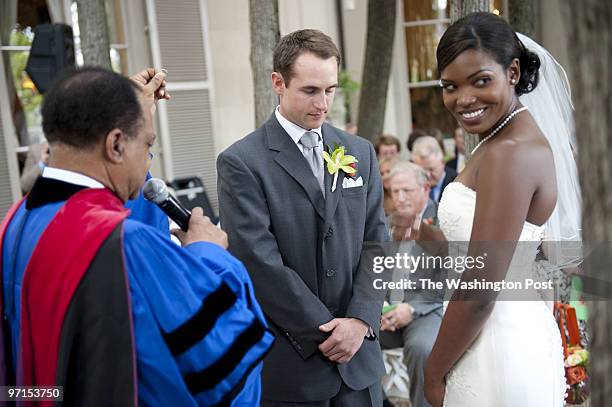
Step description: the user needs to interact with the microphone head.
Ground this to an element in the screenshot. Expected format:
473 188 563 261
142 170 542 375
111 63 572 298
143 178 169 204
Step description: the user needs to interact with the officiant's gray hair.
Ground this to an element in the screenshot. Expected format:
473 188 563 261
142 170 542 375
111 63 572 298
389 161 428 188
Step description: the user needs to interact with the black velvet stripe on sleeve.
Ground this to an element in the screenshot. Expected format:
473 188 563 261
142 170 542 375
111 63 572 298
163 282 237 356
183 320 267 394
216 327 275 406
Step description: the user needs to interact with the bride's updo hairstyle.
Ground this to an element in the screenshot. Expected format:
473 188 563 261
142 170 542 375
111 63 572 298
437 12 540 96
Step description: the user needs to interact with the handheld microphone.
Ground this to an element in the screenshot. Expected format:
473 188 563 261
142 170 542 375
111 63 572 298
143 178 191 231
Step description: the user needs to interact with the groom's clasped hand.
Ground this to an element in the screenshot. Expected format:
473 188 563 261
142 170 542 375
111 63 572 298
318 318 370 364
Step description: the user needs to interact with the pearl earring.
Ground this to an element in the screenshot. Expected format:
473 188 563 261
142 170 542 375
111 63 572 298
511 79 516 84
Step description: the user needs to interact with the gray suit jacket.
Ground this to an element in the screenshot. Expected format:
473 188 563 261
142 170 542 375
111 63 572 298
386 200 445 318
217 114 389 402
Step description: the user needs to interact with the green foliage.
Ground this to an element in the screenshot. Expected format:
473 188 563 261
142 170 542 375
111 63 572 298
338 70 360 95
9 28 43 128
338 70 360 123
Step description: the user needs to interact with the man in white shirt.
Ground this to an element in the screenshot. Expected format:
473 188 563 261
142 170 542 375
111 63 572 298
217 29 389 406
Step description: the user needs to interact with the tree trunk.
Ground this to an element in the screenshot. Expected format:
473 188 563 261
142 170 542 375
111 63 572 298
450 0 490 23
356 0 396 142
450 0 490 157
509 0 538 39
75 0 111 69
249 0 280 128
560 1 612 404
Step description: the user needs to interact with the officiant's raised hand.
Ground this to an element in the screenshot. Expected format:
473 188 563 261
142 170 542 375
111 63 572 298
130 68 171 114
318 318 369 364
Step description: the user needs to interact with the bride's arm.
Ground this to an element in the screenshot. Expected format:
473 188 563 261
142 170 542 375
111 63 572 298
418 223 448 256
424 141 541 405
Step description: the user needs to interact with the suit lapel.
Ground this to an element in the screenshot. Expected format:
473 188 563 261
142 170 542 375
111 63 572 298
424 199 438 225
266 116 325 220
322 124 345 225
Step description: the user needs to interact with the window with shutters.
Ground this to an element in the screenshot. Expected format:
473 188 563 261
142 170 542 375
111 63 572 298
145 0 219 213
0 0 55 214
0 0 131 213
403 0 505 137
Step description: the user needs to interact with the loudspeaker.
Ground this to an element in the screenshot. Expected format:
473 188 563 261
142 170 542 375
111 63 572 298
167 177 218 224
25 23 75 94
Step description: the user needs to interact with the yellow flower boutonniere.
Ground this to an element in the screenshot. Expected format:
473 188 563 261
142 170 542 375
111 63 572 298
322 143 358 192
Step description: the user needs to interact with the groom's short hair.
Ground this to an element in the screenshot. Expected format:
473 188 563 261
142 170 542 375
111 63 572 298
273 29 341 86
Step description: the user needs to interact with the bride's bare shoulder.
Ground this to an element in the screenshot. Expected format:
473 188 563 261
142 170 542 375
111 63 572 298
477 127 553 187
487 119 553 166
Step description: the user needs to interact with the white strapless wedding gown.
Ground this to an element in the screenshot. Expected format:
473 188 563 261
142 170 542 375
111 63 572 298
438 182 566 407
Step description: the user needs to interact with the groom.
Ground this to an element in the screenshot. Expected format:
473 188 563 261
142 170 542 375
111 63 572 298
217 29 388 406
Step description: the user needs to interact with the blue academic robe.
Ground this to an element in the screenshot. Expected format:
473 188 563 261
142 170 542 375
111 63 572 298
1 178 273 406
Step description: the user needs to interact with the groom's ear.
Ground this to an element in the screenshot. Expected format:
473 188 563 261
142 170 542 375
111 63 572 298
271 72 285 95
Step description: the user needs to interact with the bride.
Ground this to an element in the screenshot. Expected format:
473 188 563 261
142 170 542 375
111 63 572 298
391 12 581 407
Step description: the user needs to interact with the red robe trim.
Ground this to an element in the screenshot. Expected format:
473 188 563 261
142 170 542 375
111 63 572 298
18 189 130 406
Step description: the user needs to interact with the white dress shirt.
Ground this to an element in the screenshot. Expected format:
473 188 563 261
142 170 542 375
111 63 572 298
274 106 323 155
42 167 105 189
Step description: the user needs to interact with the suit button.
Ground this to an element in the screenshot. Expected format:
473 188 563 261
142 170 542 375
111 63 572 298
326 269 336 277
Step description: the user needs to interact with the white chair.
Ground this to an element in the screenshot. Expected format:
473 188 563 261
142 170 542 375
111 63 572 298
382 348 411 406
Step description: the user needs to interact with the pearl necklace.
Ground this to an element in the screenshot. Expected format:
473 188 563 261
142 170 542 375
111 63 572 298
471 106 529 155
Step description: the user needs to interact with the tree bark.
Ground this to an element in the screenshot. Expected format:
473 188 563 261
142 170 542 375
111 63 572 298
509 0 538 39
450 0 490 157
450 0 490 23
356 0 396 142
75 0 111 69
249 0 280 128
560 1 612 404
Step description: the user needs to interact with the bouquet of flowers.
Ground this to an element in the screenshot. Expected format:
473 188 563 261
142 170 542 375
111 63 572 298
554 302 589 404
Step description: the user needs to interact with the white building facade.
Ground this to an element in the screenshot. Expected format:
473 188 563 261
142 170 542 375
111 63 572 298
0 0 569 217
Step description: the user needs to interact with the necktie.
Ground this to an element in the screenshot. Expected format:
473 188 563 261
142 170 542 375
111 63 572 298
299 131 325 196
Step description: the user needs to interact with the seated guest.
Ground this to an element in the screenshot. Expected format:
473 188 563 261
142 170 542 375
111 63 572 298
411 136 457 203
381 161 444 407
0 67 274 406
379 156 400 215
20 141 49 194
427 128 448 157
406 129 428 153
407 129 446 157
375 134 401 161
446 126 466 173
345 122 358 135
